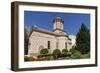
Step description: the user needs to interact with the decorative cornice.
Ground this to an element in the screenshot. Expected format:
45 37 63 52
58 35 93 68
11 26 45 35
53 28 64 32
29 27 68 38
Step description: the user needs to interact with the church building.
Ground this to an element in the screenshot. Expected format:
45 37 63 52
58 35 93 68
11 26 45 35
28 17 76 56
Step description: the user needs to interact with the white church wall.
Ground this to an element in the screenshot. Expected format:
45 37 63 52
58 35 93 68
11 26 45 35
57 37 66 51
57 36 71 51
28 31 57 55
28 30 73 56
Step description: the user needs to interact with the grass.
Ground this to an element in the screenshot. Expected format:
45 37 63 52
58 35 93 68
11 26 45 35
70 50 90 59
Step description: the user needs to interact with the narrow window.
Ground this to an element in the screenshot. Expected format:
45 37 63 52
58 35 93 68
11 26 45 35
48 41 50 49
65 42 67 49
56 42 58 49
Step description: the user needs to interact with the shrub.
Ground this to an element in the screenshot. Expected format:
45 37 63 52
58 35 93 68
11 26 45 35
62 49 68 55
52 49 61 59
40 48 48 55
53 49 61 55
24 56 35 61
70 48 76 54
70 50 82 59
81 52 90 59
24 56 29 61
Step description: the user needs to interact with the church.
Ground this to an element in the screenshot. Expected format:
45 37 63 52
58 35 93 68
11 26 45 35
28 17 76 56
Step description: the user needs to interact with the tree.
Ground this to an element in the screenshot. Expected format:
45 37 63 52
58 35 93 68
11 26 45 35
40 48 48 55
24 27 29 55
76 24 90 54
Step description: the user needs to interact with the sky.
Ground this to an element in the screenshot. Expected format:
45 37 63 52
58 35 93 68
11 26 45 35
24 11 90 35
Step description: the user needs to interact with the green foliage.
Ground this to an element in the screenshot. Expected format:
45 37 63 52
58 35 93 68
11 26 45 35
24 48 28 55
40 48 49 55
70 48 90 59
24 56 29 61
52 49 61 59
24 56 35 61
76 24 90 54
53 49 61 55
70 49 81 59
71 55 81 59
70 48 76 54
62 49 68 55
81 52 90 59
24 28 29 55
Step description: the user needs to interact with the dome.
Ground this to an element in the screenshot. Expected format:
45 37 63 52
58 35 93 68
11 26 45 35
53 17 64 24
56 17 62 19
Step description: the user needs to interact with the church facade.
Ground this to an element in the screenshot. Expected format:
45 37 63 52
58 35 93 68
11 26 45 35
28 17 76 56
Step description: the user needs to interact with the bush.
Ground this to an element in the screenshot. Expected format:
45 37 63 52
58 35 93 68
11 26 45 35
81 52 90 59
40 48 48 55
24 56 35 61
52 49 61 59
24 56 29 61
62 49 68 55
70 48 76 54
70 49 82 59
53 49 61 55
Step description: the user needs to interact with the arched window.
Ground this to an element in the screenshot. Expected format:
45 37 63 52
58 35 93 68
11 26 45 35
39 45 44 52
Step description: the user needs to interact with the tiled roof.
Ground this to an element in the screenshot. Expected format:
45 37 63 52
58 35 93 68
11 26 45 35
31 26 68 37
